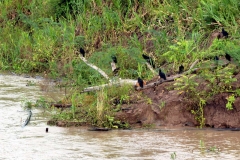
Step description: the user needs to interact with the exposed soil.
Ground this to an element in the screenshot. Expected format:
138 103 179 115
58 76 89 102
115 72 240 129
48 71 240 129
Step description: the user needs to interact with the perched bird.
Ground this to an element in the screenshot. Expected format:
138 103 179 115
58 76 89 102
217 28 229 39
179 65 184 74
159 69 166 80
214 56 219 65
46 128 48 133
222 28 228 38
136 77 146 88
111 55 117 63
214 56 219 61
225 53 231 61
142 54 156 68
79 47 85 57
138 77 144 88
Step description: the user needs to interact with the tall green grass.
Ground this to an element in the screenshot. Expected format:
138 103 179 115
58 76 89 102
0 0 239 82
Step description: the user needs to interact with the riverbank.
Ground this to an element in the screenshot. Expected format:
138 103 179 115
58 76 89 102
47 68 240 129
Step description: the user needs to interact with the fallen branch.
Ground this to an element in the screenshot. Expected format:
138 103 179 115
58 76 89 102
80 55 229 92
78 53 110 80
189 59 199 69
81 79 136 93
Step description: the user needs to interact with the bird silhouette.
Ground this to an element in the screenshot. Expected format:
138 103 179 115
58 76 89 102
222 28 228 38
142 54 156 68
159 69 166 80
111 55 117 63
214 56 219 65
179 65 184 74
214 56 219 61
137 77 144 88
80 48 85 57
225 53 231 61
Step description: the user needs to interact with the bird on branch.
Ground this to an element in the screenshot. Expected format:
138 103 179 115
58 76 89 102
159 69 166 80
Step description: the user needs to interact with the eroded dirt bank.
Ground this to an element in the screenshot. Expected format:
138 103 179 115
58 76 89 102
115 72 240 129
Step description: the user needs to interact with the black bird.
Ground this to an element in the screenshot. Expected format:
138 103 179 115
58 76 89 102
179 65 184 74
111 55 117 63
222 28 228 38
80 47 85 57
137 77 144 88
159 69 166 80
142 54 156 68
225 53 231 61
214 56 219 65
46 128 48 133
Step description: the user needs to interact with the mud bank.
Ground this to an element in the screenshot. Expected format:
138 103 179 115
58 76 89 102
115 72 240 129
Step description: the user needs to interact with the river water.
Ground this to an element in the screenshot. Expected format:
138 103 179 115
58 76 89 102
1 74 240 160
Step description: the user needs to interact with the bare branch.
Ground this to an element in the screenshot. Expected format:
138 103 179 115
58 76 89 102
189 59 199 69
81 79 136 93
78 54 110 80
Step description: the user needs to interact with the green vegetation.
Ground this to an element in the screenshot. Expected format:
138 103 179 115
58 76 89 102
1 0 240 128
174 66 237 128
170 152 176 160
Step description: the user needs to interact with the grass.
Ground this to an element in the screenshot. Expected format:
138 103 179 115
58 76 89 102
1 0 240 128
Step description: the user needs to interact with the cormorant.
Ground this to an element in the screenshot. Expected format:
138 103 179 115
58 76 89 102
159 69 166 80
214 56 219 61
142 54 156 68
137 77 144 88
111 55 117 63
80 47 85 57
222 28 228 38
214 56 219 65
225 53 231 61
179 65 184 74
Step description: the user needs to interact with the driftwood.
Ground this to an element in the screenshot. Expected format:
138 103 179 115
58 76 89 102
81 79 136 93
52 104 72 108
78 54 110 80
190 59 199 69
21 110 32 128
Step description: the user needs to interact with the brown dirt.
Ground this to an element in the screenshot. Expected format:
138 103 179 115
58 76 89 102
115 72 240 129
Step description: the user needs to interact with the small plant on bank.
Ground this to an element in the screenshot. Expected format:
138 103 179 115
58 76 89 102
146 98 152 105
170 152 177 160
226 94 235 110
159 101 166 110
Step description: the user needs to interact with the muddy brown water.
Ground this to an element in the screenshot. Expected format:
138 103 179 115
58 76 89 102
1 74 240 160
